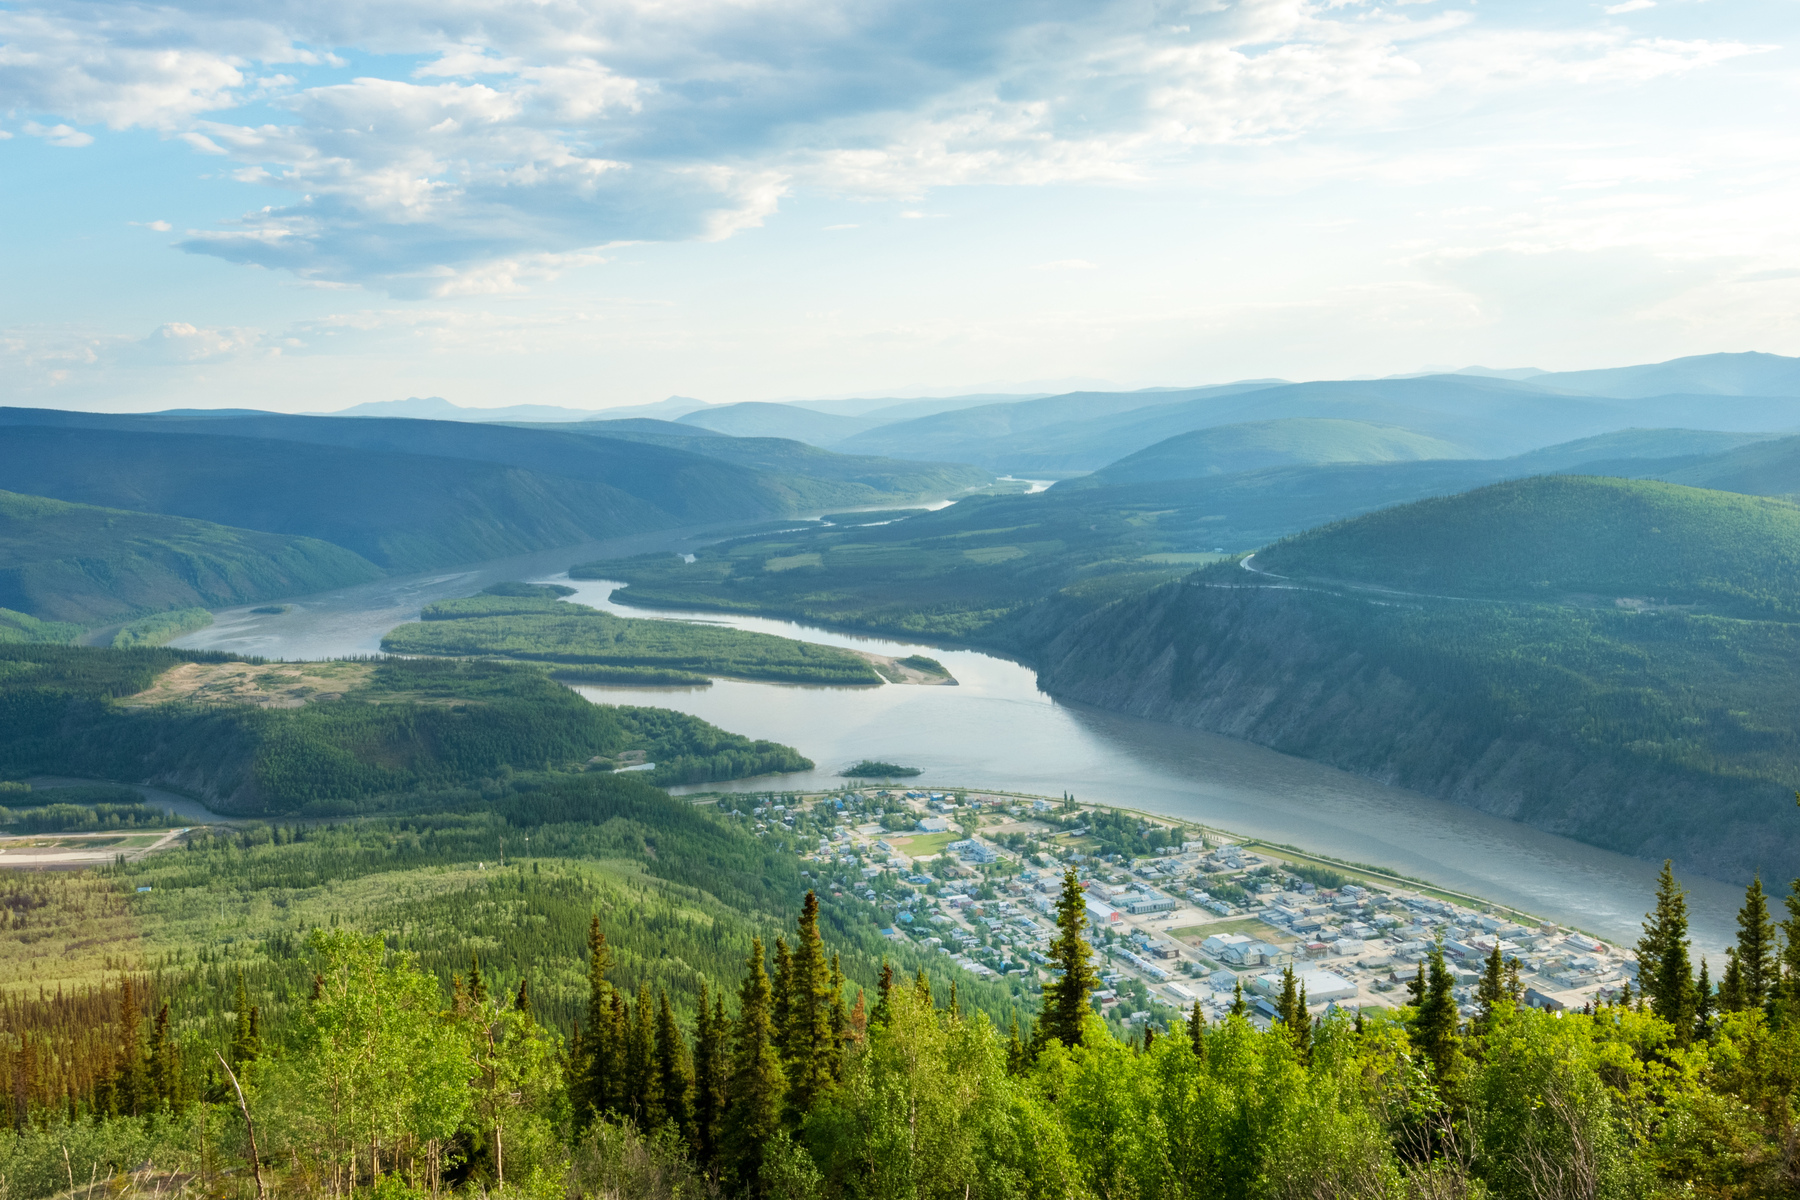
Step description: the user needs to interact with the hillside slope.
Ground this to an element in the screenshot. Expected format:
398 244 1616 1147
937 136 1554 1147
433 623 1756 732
676 401 880 444
0 424 673 573
1028 476 1800 882
1255 475 1800 619
1533 351 1800 398
0 489 383 624
1076 418 1472 486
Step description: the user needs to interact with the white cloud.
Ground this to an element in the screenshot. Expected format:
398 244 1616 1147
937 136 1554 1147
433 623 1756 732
1606 1 1657 14
23 121 94 147
1034 259 1098 271
129 220 174 232
0 0 1774 293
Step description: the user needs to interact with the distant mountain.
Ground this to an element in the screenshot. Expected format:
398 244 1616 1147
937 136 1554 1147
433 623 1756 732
676 401 881 445
0 422 673 573
786 393 1051 419
1029 474 1800 881
0 407 992 576
1650 433 1800 498
0 488 381 625
1072 419 1472 487
325 396 612 423
832 381 1286 464
1532 351 1800 399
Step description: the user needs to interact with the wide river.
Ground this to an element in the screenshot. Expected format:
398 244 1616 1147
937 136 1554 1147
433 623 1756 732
176 532 1740 956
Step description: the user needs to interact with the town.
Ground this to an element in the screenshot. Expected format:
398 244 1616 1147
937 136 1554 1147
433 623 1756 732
716 783 1636 1037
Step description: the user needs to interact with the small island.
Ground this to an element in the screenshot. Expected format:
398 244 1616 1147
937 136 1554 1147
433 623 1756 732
841 760 923 778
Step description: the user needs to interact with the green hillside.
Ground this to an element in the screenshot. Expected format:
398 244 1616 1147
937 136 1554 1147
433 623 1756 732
384 594 883 685
0 646 811 813
559 424 992 506
0 489 383 625
1256 475 1800 619
1076 418 1471 486
1029 475 1800 880
1651 433 1800 497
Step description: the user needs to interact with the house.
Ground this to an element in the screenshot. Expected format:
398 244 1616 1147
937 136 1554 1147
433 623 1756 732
1201 933 1252 958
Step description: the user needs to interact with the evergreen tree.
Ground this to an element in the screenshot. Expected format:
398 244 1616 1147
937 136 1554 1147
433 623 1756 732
1413 943 1459 1081
828 953 850 1063
1720 948 1745 1013
468 953 489 1006
653 990 692 1139
114 977 148 1118
229 971 260 1068
770 938 794 1062
1694 958 1714 1041
578 916 619 1127
149 1003 178 1109
1293 985 1312 1063
913 968 932 1008
1276 966 1300 1034
870 959 894 1029
1229 981 1247 1018
783 893 838 1117
1189 1001 1206 1059
1042 868 1098 1047
1406 962 1426 1006
627 983 659 1125
1779 878 1800 1006
1735 875 1776 1009
723 938 786 1198
1475 944 1509 1034
514 978 532 1019
691 983 729 1172
1637 860 1696 1039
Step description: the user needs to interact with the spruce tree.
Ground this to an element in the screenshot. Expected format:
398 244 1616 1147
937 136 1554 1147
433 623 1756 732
1042 868 1098 1047
1475 944 1507 1033
1720 948 1745 1013
1637 860 1696 1039
514 978 533 1019
1778 877 1800 1007
1006 1016 1025 1075
690 982 721 1167
1293 984 1312 1063
1229 980 1247 1018
1735 875 1776 1009
1276 966 1299 1033
723 938 786 1198
913 968 932 1007
653 990 692 1139
115 977 148 1118
770 938 794 1062
1189 1001 1206 1059
870 959 894 1029
229 971 259 1067
628 983 659 1125
783 893 838 1116
1694 958 1714 1041
149 1003 178 1109
1413 943 1459 1081
578 916 619 1127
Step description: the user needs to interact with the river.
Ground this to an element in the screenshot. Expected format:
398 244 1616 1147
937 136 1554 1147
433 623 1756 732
175 545 1741 957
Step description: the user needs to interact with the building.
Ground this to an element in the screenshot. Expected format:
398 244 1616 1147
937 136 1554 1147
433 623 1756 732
1084 895 1123 924
1251 969 1357 1004
917 816 951 833
1124 893 1176 915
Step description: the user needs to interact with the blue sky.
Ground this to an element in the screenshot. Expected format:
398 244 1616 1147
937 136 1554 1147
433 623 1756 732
2 0 1796 412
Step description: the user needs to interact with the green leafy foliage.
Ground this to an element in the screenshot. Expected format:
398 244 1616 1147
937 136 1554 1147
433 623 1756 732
0 607 83 645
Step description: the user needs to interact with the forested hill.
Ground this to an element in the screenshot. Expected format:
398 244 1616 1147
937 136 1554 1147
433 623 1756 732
1254 475 1800 619
1028 475 1800 883
0 490 382 626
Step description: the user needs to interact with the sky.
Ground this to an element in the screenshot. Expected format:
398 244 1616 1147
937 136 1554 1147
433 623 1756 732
2 0 1797 413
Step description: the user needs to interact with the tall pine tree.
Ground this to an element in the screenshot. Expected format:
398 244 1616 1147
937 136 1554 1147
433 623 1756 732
577 916 620 1127
1637 860 1696 1039
1413 943 1459 1081
723 939 786 1199
782 892 838 1118
1735 875 1776 1010
653 990 692 1139
1041 868 1098 1047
